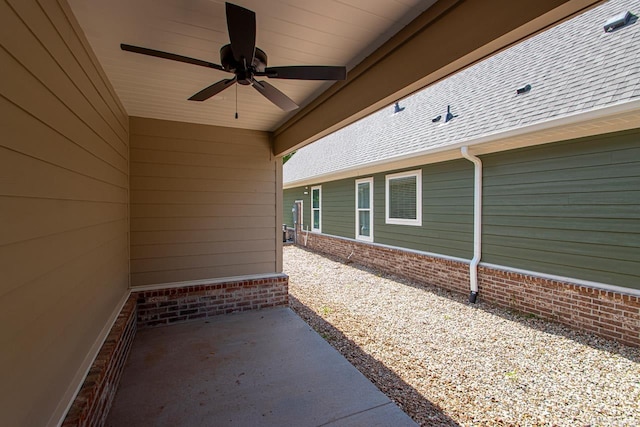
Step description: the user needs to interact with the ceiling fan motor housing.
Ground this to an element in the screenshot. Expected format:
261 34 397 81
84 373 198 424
220 44 267 84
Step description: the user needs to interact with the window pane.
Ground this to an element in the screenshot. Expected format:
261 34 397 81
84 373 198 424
313 210 320 229
358 211 370 237
312 189 320 208
389 176 417 220
357 182 370 209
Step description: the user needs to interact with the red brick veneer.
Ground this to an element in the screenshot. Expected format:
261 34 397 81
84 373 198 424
298 232 639 348
62 294 137 427
479 268 639 348
135 274 289 328
61 274 288 426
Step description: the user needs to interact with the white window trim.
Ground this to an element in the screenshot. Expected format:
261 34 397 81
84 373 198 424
385 169 422 226
355 177 374 242
311 185 321 232
294 199 303 226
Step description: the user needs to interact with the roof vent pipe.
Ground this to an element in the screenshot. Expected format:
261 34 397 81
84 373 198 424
461 146 482 304
604 11 634 32
445 105 455 122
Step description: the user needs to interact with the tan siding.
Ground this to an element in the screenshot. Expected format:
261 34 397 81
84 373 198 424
129 216 275 232
131 176 274 193
0 1 129 426
131 161 271 181
131 203 275 219
130 117 277 287
130 263 276 286
130 240 275 259
131 228 276 246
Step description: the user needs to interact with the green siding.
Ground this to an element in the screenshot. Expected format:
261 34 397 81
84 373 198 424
283 129 640 291
373 160 474 258
282 186 309 228
482 129 640 290
322 180 355 238
284 161 474 258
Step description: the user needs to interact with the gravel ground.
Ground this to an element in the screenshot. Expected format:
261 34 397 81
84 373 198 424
283 245 640 427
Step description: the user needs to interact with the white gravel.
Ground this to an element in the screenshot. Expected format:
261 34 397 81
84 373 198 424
284 245 640 427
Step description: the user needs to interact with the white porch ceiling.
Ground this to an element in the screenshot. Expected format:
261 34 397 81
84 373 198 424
68 0 435 132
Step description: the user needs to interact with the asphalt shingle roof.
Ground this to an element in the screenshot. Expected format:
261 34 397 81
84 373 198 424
284 0 640 185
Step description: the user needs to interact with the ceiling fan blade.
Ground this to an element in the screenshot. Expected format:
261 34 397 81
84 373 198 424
260 66 347 81
120 44 226 72
188 78 237 101
252 80 298 112
225 2 256 66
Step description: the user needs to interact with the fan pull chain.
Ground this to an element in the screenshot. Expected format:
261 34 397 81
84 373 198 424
235 84 238 119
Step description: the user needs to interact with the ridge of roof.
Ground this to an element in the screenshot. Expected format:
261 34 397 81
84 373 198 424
283 0 640 185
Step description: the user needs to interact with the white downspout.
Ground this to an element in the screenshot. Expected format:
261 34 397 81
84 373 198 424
461 146 482 303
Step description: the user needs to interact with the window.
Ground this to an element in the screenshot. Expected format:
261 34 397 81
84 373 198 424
311 186 321 232
385 170 422 226
355 178 373 241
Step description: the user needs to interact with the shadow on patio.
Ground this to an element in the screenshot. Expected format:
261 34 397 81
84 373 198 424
290 295 460 427
105 307 425 427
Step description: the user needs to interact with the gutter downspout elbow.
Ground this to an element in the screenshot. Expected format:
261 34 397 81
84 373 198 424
461 146 482 304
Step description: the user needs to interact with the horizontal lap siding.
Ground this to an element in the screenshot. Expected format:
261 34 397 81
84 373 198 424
373 161 474 258
482 129 640 290
283 186 310 228
0 1 129 426
130 117 275 286
322 179 355 238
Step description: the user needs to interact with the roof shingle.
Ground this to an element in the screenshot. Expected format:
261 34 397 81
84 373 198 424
284 0 640 184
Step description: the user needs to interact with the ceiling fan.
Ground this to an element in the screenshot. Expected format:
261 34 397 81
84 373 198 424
120 2 347 112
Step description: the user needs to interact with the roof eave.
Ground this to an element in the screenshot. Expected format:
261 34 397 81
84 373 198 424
283 98 640 189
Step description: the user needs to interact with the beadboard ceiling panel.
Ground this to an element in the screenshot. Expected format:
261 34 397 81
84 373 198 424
68 0 435 132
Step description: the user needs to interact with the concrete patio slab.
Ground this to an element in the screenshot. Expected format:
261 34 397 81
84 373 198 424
106 307 417 427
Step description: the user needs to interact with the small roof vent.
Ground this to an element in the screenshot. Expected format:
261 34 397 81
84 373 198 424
516 84 532 95
394 102 405 114
603 11 635 32
445 105 456 123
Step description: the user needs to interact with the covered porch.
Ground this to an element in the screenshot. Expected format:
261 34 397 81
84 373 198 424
0 0 604 426
105 307 417 427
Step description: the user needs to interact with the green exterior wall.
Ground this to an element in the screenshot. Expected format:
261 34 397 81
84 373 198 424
282 186 310 229
283 129 640 291
321 180 356 238
482 129 640 290
372 161 474 258
283 159 475 259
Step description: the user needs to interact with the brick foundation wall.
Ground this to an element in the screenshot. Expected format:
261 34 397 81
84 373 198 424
298 232 639 348
297 231 470 295
62 294 137 427
135 274 289 328
62 274 288 426
479 268 640 348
